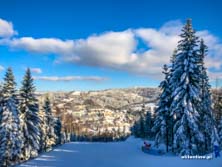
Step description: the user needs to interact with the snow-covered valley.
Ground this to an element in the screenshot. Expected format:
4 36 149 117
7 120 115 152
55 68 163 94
19 137 222 167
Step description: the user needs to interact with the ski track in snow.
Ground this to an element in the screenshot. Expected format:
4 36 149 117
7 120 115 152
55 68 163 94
19 137 222 167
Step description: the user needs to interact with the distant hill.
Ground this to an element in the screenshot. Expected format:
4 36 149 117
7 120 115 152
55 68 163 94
37 87 160 140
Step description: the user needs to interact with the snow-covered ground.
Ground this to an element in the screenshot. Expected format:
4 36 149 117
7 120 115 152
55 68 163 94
19 137 222 167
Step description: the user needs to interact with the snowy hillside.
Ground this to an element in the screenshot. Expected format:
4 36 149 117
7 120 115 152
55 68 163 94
36 87 160 141
19 137 222 167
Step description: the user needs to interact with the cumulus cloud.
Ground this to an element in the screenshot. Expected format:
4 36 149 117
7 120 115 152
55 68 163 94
1 18 222 80
30 68 42 74
0 19 17 38
9 30 137 67
7 27 180 79
64 30 137 67
33 76 107 82
197 30 222 70
10 37 74 55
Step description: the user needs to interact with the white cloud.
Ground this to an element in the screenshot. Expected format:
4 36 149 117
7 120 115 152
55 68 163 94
30 68 42 74
1 18 222 80
64 30 137 67
7 27 178 79
208 71 222 80
159 20 183 35
33 76 107 82
0 19 17 38
0 65 4 72
10 37 74 55
197 30 222 70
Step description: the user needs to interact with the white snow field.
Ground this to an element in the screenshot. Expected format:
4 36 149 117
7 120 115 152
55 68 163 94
19 137 222 167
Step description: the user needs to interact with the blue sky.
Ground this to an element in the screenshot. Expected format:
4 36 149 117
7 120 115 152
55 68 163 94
0 0 221 91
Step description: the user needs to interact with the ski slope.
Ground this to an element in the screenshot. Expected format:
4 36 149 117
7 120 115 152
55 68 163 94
19 137 222 167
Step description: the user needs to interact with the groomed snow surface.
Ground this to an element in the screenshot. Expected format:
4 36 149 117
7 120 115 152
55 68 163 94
19 137 222 167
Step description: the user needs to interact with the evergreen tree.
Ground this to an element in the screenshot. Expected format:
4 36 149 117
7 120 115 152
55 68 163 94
144 105 153 139
43 96 57 150
169 19 204 155
198 39 217 153
218 117 222 148
214 93 222 147
214 93 222 125
170 49 177 67
152 65 172 152
132 112 146 138
132 117 141 138
0 68 22 166
168 49 178 153
19 68 40 160
139 113 146 138
38 108 47 152
54 117 62 145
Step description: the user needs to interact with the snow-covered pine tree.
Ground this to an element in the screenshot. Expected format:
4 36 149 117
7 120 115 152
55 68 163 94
38 107 47 152
168 49 178 153
170 49 177 67
54 117 62 145
0 68 23 166
144 105 153 139
213 91 222 145
19 68 40 160
214 91 222 125
139 113 146 138
132 115 143 138
198 39 217 153
137 104 148 138
169 19 204 155
152 64 172 152
43 96 57 150
218 117 222 148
